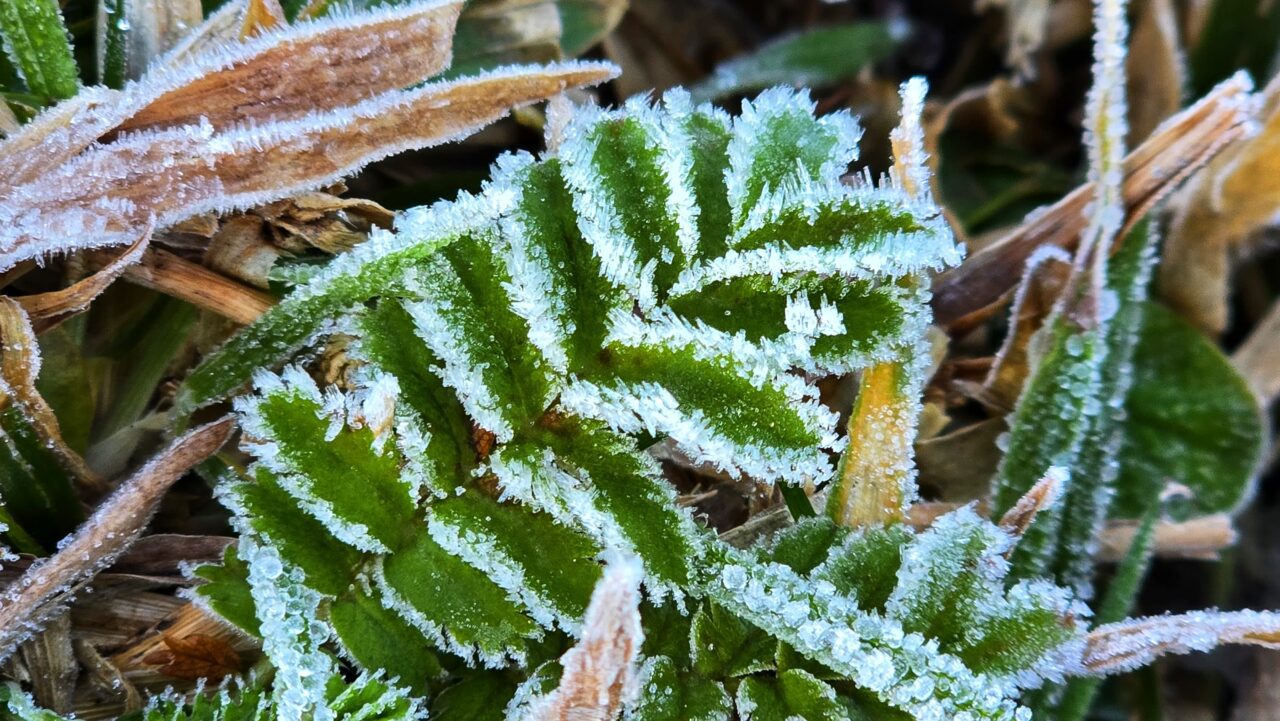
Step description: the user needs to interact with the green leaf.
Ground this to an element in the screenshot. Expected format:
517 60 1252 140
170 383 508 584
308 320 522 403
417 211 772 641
428 493 602 629
735 669 849 721
726 91 856 224
537 419 705 586
98 0 128 88
884 507 1005 648
431 672 516 721
249 384 417 552
226 469 362 597
691 601 776 678
666 273 914 374
560 109 690 301
628 656 732 721
0 406 82 551
175 228 462 417
1111 302 1265 519
674 96 733 261
330 591 443 694
192 546 261 636
576 339 835 483
765 517 844 575
812 524 911 611
689 23 901 102
356 300 477 493
378 528 538 662
498 156 624 375
409 236 554 441
0 0 78 100
1051 222 1158 595
989 315 1104 579
640 601 694 668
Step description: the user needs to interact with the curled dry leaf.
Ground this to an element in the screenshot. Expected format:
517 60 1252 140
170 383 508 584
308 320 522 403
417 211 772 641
527 558 644 721
998 465 1066 541
0 0 618 271
0 298 105 495
932 71 1258 332
1079 609 1280 675
982 246 1073 410
0 417 234 661
1163 75 1280 334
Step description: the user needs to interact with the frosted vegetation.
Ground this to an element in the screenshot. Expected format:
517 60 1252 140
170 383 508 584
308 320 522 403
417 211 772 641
0 0 1277 719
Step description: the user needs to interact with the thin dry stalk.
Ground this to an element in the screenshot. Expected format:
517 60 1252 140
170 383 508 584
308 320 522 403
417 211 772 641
1080 609 1280 675
527 559 644 721
99 248 276 325
932 72 1257 331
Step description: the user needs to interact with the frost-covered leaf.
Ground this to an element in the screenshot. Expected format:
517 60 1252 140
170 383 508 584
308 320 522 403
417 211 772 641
564 337 841 484
626 656 731 721
689 23 902 102
1111 302 1266 518
1 60 617 271
735 669 848 721
1073 609 1280 675
1 670 427 721
0 0 77 100
691 601 776 678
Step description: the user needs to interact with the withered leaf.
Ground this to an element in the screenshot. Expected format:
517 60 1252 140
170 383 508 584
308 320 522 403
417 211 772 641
527 560 643 721
0 417 233 661
142 633 242 680
1163 75 1280 334
0 0 617 272
0 298 104 494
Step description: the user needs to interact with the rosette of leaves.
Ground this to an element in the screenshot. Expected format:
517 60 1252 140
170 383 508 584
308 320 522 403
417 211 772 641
177 87 1012 707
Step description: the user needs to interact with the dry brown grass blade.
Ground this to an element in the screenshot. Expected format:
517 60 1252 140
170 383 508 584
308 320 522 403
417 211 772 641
0 1 466 188
932 72 1257 332
0 298 106 495
1162 75 1280 334
527 559 643 721
1095 512 1235 561
116 0 463 137
1079 609 1280 675
0 417 234 661
2 60 617 271
15 224 152 334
